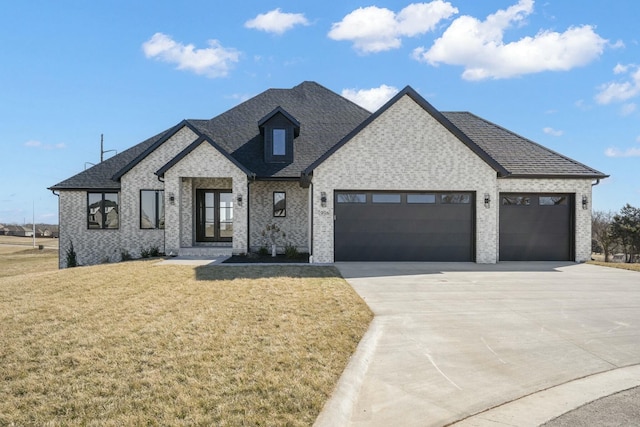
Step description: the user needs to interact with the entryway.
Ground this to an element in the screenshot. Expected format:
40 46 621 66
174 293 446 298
195 189 233 242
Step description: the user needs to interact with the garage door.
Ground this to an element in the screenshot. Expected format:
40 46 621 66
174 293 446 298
334 191 474 261
499 193 574 261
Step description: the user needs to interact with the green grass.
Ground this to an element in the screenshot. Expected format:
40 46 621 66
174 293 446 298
0 260 373 426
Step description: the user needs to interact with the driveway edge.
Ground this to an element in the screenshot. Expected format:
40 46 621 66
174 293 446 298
450 364 640 426
314 317 384 427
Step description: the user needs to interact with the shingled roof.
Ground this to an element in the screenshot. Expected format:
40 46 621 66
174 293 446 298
442 112 607 178
50 81 606 191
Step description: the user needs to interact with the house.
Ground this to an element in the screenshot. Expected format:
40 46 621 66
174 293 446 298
2 225 33 237
49 82 607 268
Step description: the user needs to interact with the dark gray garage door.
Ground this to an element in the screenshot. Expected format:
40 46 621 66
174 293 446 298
499 194 574 261
334 191 475 261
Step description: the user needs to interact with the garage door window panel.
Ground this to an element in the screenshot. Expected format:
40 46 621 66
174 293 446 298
372 193 401 203
407 194 436 204
441 193 471 204
336 193 366 203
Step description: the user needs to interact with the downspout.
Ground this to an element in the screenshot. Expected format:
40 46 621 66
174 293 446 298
591 179 600 187
246 177 252 254
157 174 166 255
309 182 314 263
50 190 61 268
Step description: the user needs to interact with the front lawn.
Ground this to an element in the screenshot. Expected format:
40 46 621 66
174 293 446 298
588 261 640 272
0 261 372 426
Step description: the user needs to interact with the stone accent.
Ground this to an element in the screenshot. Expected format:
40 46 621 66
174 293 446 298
248 181 309 254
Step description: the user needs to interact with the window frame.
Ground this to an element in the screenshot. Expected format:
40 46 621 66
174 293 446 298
272 128 286 156
140 190 165 230
87 192 119 230
273 191 286 217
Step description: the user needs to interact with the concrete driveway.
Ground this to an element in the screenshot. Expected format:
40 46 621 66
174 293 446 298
316 262 640 427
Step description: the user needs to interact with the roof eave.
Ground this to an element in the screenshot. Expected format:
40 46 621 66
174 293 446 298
112 120 200 181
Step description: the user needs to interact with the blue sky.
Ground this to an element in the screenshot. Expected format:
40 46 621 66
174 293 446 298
1 0 639 224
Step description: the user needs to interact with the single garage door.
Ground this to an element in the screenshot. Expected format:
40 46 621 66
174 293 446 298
334 191 475 261
499 193 574 261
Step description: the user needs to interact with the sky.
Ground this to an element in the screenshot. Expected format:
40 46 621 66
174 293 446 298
1 0 639 224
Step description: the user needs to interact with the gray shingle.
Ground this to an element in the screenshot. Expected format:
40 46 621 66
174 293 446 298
49 82 606 191
442 112 606 178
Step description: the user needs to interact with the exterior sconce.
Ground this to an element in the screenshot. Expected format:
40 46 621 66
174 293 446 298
582 195 588 210
484 193 490 208
168 193 175 205
237 194 243 206
320 192 327 207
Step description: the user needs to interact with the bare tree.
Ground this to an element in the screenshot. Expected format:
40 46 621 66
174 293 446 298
592 210 616 262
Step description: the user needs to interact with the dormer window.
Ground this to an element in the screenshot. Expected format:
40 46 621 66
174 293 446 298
273 129 286 156
259 106 300 164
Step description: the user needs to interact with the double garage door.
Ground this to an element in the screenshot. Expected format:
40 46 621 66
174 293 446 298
334 191 475 261
334 191 574 262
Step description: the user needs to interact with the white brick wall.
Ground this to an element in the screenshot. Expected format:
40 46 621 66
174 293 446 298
310 94 595 264
312 95 498 263
248 181 308 253
163 141 248 255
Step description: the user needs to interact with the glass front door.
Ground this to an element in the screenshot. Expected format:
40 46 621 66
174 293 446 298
196 190 233 242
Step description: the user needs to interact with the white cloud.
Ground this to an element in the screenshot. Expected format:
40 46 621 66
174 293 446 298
328 1 458 54
413 0 607 80
24 140 66 150
595 64 640 104
245 9 309 35
341 85 400 112
605 147 640 158
621 103 637 116
543 127 563 136
142 33 240 78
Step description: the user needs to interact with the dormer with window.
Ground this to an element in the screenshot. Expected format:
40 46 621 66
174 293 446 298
259 107 300 164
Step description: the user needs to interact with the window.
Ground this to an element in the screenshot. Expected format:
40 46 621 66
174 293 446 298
441 193 471 204
273 129 286 156
336 193 366 203
372 193 401 203
539 196 567 206
274 192 286 217
88 192 119 229
502 196 530 206
140 190 165 229
407 193 436 204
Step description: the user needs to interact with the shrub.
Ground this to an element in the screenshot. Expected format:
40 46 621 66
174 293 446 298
65 241 78 268
258 246 269 256
140 246 161 258
284 242 299 259
120 250 133 262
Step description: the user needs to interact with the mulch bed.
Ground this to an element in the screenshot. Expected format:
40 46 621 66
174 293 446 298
223 253 310 264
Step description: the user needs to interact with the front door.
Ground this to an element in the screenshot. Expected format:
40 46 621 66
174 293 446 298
195 190 233 242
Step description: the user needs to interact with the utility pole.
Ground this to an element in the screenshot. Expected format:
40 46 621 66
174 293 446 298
101 134 117 162
32 200 36 248
85 134 117 169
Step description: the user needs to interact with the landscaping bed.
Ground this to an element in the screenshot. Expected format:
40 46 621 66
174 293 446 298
224 252 310 263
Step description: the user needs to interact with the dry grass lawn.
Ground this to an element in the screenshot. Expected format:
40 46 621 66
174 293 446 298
588 260 640 272
0 246 59 278
0 261 372 426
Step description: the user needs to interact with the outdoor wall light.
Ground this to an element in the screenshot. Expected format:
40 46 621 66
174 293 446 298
237 194 243 206
320 192 327 207
484 193 491 208
168 193 175 205
582 195 588 209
